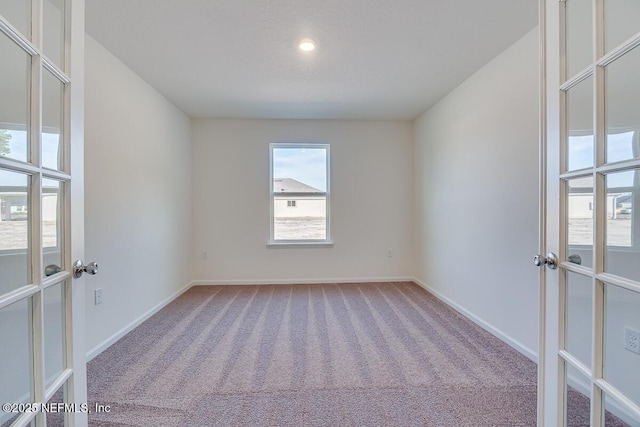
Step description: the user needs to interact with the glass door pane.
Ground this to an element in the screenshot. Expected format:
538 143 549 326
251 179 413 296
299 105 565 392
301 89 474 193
0 169 31 294
42 70 64 171
603 393 635 426
0 1 31 38
45 386 66 427
605 170 640 281
43 178 63 277
604 0 640 53
567 176 594 268
44 282 65 388
43 0 65 69
565 362 592 426
605 46 640 165
566 271 593 367
567 76 594 172
604 283 640 408
566 0 593 79
0 298 32 427
0 32 30 164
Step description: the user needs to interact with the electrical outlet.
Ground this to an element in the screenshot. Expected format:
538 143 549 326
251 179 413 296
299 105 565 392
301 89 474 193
624 326 640 355
94 288 103 305
202 251 208 259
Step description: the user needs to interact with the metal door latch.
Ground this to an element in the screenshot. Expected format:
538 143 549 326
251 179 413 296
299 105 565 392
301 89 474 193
73 260 99 278
533 253 558 270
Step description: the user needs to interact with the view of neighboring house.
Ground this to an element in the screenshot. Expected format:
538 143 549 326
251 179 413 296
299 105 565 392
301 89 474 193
273 178 326 218
568 177 634 219
0 187 28 222
0 185 59 250
0 186 59 223
567 177 635 247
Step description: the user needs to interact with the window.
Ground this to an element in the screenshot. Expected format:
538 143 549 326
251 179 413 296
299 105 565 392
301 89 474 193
567 131 640 249
269 143 331 245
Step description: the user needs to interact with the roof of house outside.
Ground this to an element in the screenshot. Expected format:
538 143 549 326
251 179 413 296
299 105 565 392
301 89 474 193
273 178 322 193
617 195 632 204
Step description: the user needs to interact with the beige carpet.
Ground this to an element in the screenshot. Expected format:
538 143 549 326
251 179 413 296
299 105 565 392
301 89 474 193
87 282 543 426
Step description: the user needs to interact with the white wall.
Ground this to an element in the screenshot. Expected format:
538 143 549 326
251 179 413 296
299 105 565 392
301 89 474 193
83 35 192 356
413 27 540 358
192 119 413 283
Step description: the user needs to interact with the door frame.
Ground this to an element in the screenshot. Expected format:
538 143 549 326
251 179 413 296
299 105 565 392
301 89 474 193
541 0 562 424
537 0 549 425
68 0 87 424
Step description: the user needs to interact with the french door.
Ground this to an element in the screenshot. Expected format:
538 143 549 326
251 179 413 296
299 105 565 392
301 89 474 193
0 0 86 426
542 0 640 425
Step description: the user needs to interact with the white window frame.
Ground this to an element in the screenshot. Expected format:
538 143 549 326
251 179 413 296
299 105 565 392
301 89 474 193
268 142 332 247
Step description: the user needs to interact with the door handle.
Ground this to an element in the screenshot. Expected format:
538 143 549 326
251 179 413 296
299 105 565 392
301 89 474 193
568 254 582 265
73 260 99 278
533 252 558 270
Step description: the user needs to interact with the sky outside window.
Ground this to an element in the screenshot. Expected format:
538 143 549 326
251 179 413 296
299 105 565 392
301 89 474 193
569 131 637 179
273 147 327 191
0 129 61 168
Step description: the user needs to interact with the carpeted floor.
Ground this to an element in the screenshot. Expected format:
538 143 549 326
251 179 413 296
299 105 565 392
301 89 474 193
85 281 635 426
87 282 541 426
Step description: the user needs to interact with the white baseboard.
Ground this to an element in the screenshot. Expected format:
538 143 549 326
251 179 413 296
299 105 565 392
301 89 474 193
191 276 415 286
85 281 195 362
412 277 538 363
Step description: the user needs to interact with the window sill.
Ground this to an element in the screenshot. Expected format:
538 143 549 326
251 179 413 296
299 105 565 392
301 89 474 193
267 241 334 249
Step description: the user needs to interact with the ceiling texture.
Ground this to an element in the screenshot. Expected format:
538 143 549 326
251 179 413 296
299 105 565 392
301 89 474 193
85 0 538 120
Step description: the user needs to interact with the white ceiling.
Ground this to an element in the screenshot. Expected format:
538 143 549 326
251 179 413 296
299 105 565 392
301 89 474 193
85 1 538 120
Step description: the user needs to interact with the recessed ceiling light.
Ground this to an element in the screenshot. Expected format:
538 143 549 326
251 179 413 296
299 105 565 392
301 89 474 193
298 38 316 52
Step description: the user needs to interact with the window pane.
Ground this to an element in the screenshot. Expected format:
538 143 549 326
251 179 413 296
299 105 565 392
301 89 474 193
567 176 594 268
0 0 31 38
566 76 594 172
604 392 635 426
42 70 64 171
45 384 66 427
0 32 30 163
44 282 65 388
272 146 328 241
43 0 65 69
605 46 640 164
605 0 640 53
565 0 593 79
564 362 591 426
605 170 634 247
605 170 640 281
0 298 32 427
604 283 640 409
274 198 326 240
273 148 327 192
0 169 31 294
43 178 63 277
566 271 593 367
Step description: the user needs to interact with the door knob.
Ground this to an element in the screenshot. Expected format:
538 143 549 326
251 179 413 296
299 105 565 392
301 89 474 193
568 254 582 265
44 264 61 277
533 252 558 270
73 260 99 278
